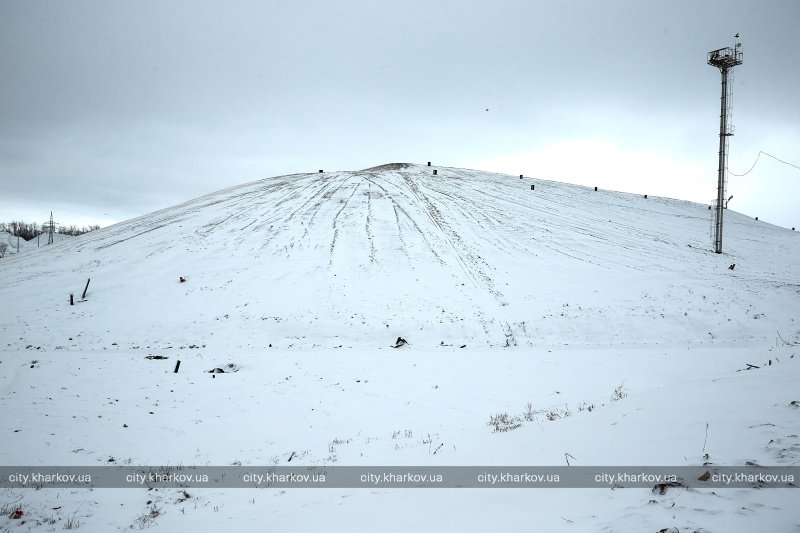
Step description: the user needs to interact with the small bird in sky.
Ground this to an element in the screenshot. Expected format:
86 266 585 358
485 108 489 112
735 33 739 38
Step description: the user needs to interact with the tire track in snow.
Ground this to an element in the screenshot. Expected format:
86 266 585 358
299 178 342 240
418 180 520 255
237 175 338 251
363 173 445 265
400 172 503 301
365 181 376 264
441 168 633 269
306 174 358 233
329 175 364 266
269 174 343 249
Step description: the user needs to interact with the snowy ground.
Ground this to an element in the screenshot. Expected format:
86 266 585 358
1 231 72 256
1 163 798 531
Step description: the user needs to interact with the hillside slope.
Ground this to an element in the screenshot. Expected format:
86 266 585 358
1 163 798 351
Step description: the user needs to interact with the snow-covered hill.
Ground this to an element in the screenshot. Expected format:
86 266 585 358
1 163 797 351
1 163 798 532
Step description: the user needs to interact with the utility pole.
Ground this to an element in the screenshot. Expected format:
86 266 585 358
707 37 743 254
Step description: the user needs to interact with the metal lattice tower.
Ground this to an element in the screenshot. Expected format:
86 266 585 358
707 37 743 254
47 211 55 245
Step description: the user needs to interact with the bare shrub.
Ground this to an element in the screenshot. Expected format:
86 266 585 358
488 412 522 432
523 402 535 421
611 382 628 401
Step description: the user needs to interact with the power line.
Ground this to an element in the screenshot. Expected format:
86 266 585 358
728 149 800 176
760 150 800 172
728 151 761 176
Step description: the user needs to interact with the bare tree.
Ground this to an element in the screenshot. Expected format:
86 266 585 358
1 220 102 239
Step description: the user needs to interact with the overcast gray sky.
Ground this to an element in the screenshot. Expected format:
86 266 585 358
1 0 798 230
